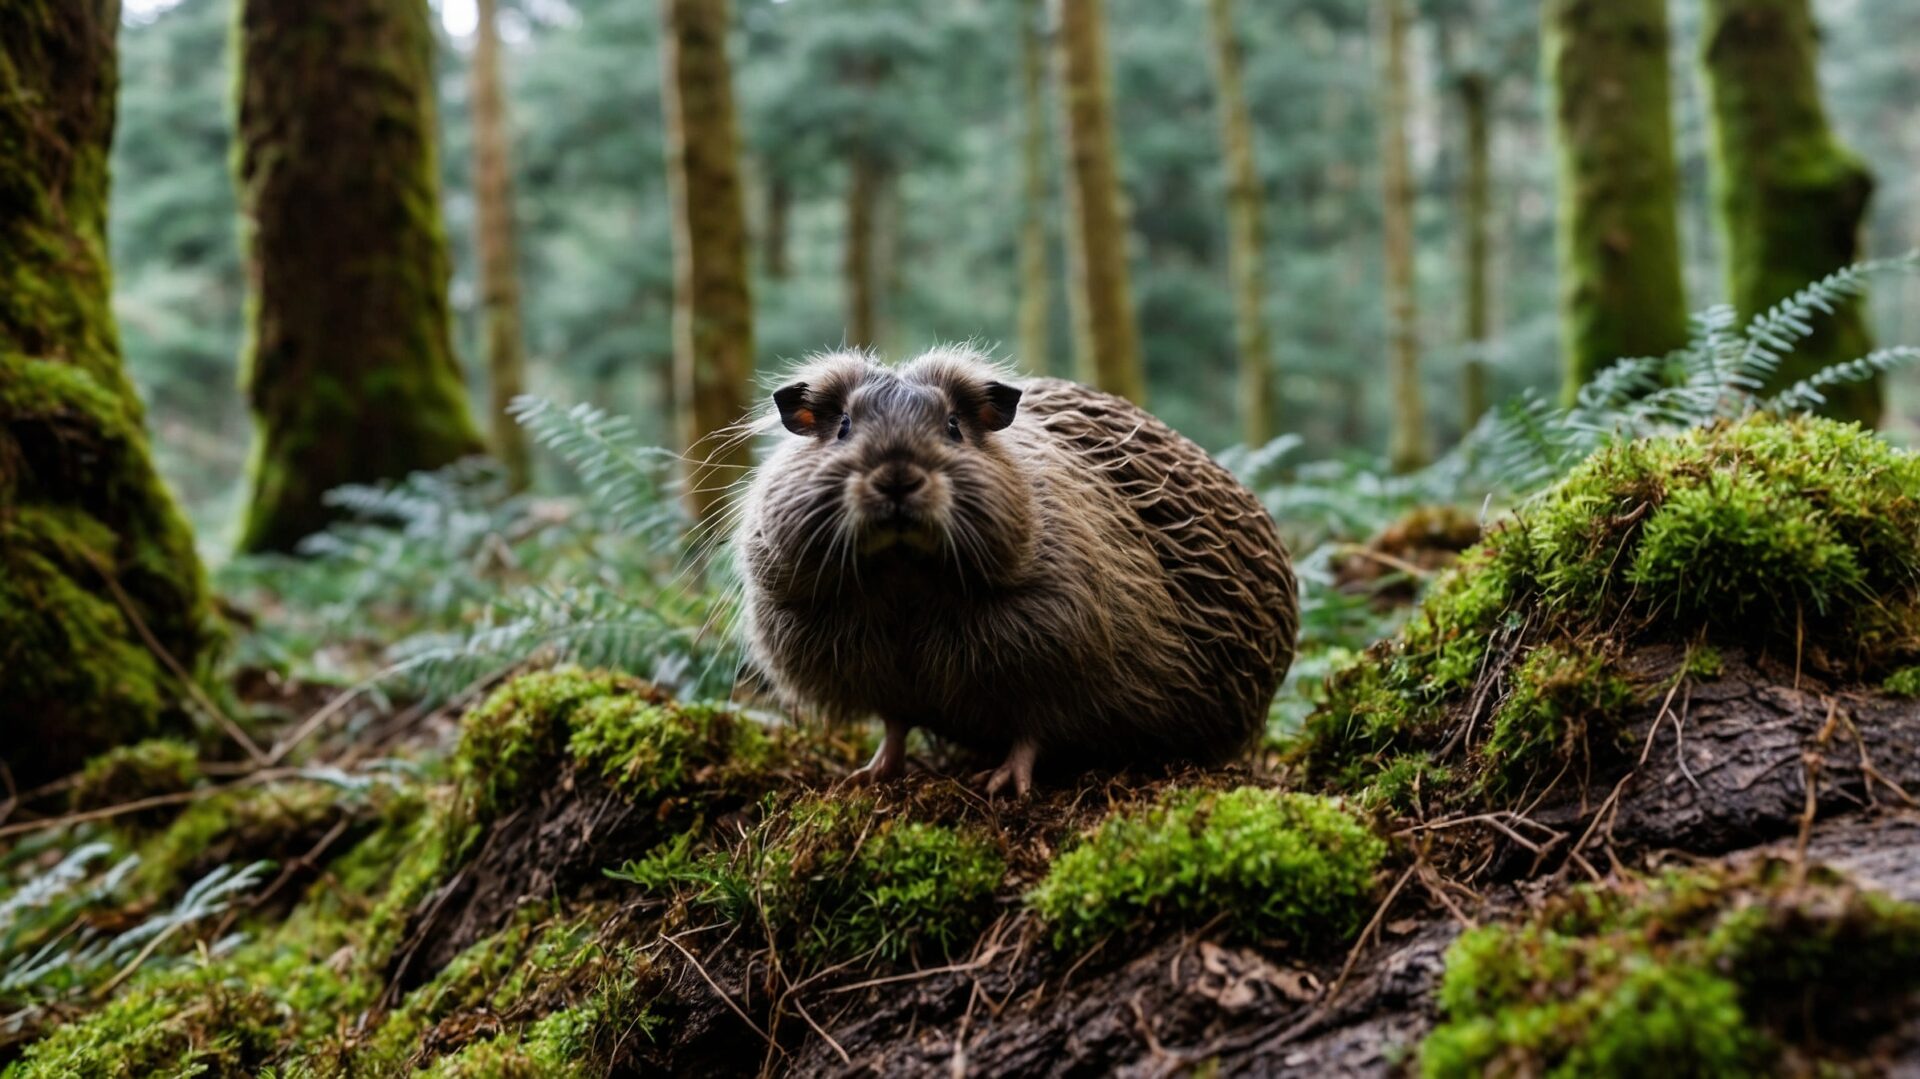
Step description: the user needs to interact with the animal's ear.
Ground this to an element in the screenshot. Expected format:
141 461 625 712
976 382 1022 432
773 382 820 436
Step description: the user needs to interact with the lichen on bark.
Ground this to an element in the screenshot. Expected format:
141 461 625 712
0 0 215 784
233 0 484 553
1703 0 1879 425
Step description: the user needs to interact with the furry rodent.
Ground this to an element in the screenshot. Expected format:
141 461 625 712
736 347 1297 793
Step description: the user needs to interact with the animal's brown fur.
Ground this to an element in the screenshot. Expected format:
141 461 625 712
736 346 1297 779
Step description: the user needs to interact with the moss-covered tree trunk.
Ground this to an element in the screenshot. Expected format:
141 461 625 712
1057 0 1145 403
1206 0 1276 446
1016 0 1051 375
662 0 755 522
0 0 215 783
1458 70 1493 429
763 174 791 280
472 0 531 490
234 0 483 552
843 154 880 350
1544 0 1690 400
1702 0 1879 424
1380 0 1426 472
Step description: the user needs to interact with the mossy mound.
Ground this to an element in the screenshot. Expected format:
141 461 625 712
1026 786 1385 950
5 965 283 1079
68 739 201 826
620 792 1006 965
347 911 660 1075
385 668 799 984
452 666 782 831
1300 415 1920 802
1421 860 1920 1077
135 779 376 898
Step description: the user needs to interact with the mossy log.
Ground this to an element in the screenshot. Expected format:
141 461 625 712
1703 0 1879 425
233 0 483 553
0 0 215 784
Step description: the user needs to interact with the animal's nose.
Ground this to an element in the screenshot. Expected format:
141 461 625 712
872 463 928 501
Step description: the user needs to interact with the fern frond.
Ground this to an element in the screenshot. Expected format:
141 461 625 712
1765 347 1920 414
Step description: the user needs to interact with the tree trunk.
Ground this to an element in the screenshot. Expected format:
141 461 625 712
1543 0 1690 400
234 0 484 553
1057 0 1145 403
1017 0 1051 375
1458 71 1493 429
662 0 757 523
844 154 881 351
1206 0 1276 447
1702 0 1879 425
473 0 531 490
1380 0 1426 473
764 174 790 280
0 0 215 783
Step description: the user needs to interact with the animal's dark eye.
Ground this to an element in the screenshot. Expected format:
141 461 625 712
945 413 963 443
837 414 851 441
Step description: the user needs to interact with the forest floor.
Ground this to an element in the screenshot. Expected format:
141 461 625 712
9 414 1920 1077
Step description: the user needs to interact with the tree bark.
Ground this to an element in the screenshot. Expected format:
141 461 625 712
662 0 756 523
1380 0 1426 473
1702 0 1879 425
844 154 881 351
1017 0 1051 375
1206 0 1276 447
472 0 531 490
0 0 214 782
1458 71 1492 429
763 174 791 281
1543 0 1690 400
1056 0 1145 403
234 0 484 553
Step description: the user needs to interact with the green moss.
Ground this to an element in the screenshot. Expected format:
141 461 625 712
1421 861 1920 1077
136 781 349 897
454 667 782 831
1301 415 1920 800
567 697 778 802
1484 645 1635 791
6 965 283 1079
1683 643 1725 680
454 668 645 824
1883 666 1920 698
1358 753 1452 813
1026 787 1385 950
70 739 201 823
343 911 656 1076
618 794 1005 965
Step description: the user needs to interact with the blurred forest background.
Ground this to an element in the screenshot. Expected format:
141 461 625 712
113 0 1920 555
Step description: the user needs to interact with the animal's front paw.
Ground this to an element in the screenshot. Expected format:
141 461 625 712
843 720 909 788
974 740 1037 797
845 753 905 786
